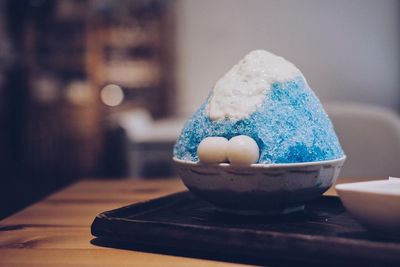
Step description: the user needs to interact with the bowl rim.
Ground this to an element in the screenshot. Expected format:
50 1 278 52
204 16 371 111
173 155 346 169
335 180 400 197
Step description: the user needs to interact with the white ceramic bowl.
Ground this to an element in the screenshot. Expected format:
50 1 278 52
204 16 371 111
174 156 346 214
336 180 400 237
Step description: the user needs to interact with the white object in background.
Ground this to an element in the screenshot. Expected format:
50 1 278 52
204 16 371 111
117 109 153 140
326 102 400 178
114 109 186 177
227 135 259 165
335 179 400 236
389 176 400 181
117 109 185 143
197 137 229 164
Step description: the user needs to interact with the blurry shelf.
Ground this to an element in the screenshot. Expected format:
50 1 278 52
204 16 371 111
106 25 160 48
104 45 158 61
104 60 160 88
86 0 175 120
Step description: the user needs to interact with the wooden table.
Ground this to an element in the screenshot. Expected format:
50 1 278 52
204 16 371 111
0 177 371 266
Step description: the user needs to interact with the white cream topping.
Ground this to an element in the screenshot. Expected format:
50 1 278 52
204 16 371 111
207 50 303 121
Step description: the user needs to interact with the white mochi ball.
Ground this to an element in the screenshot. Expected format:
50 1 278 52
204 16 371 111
197 137 229 164
227 135 259 165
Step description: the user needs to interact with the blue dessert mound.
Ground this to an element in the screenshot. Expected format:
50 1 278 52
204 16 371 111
173 77 344 163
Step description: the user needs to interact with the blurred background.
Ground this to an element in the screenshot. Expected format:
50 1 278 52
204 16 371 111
0 0 399 218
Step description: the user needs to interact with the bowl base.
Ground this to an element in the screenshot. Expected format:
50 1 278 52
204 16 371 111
215 204 305 216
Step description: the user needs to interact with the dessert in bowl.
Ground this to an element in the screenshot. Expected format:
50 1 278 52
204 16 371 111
173 50 345 214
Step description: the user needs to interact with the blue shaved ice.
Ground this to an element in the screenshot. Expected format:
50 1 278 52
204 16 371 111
174 76 344 164
173 49 344 164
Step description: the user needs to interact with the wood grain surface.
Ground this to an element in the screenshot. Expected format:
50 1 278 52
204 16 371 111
0 177 380 266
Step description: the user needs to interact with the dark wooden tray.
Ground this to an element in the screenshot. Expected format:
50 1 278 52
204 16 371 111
91 191 400 266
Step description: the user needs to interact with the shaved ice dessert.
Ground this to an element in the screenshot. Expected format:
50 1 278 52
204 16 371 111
174 50 344 164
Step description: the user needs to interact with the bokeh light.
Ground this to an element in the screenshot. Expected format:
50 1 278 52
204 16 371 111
100 84 124 107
